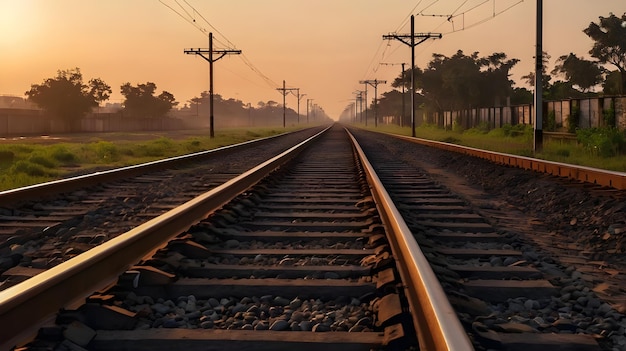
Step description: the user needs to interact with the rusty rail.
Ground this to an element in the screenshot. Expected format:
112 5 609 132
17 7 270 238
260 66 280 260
347 129 474 351
388 133 626 190
0 127 328 350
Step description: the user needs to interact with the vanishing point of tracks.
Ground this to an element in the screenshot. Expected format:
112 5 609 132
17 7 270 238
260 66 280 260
1 124 625 350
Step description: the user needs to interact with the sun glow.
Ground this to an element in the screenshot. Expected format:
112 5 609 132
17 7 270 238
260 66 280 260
0 1 38 47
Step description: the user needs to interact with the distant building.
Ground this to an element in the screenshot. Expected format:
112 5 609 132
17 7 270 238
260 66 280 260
0 95 39 109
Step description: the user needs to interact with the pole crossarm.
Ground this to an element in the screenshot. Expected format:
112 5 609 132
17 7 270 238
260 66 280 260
381 62 407 66
382 32 441 47
277 87 298 96
183 48 241 62
359 79 387 89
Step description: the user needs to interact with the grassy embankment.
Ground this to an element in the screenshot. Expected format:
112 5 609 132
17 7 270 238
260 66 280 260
359 123 626 173
0 127 301 191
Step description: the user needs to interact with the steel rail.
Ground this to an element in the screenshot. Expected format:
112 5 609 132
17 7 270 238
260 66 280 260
0 128 321 205
387 133 626 190
346 129 474 351
0 126 329 350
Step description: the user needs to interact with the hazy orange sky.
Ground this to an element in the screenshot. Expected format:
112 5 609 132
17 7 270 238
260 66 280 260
1 0 625 119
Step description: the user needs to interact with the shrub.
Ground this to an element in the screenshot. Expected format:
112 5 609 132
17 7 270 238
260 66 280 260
502 124 533 138
50 146 77 163
568 106 580 133
603 104 616 127
465 122 490 135
452 120 464 133
0 150 14 163
576 127 626 157
555 148 570 157
92 141 119 161
28 155 56 168
10 160 48 177
545 110 556 132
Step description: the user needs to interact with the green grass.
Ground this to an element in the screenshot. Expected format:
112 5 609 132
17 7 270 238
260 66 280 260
357 123 626 172
0 127 301 191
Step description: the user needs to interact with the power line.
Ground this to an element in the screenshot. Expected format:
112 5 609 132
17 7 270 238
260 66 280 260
160 0 282 99
443 0 524 35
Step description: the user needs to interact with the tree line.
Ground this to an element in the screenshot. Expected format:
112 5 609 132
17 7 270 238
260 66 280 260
373 12 626 122
24 68 179 131
23 70 330 131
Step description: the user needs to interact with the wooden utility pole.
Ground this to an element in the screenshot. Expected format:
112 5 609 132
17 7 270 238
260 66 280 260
384 16 441 137
353 90 362 123
306 98 311 123
359 79 386 127
294 89 306 124
361 82 368 126
277 80 297 127
184 32 241 138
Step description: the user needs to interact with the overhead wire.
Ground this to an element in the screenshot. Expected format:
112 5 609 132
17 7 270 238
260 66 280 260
443 0 525 34
159 0 282 94
363 0 526 97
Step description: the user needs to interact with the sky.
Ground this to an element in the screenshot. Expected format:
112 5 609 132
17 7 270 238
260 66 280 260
1 0 625 119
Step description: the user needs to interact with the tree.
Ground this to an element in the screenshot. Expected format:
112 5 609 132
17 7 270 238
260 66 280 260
551 53 604 93
583 13 626 94
603 70 623 95
120 82 178 118
25 68 111 129
547 80 585 100
414 50 519 111
521 51 552 94
478 52 520 106
510 87 533 105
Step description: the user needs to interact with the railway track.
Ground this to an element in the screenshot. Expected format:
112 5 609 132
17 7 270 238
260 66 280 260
350 127 625 351
0 125 471 350
0 128 323 289
1 125 622 350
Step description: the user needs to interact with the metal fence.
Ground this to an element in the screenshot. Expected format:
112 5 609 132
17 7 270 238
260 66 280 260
430 96 626 131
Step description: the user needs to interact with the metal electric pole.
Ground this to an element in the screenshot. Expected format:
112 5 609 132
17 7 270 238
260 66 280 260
184 32 241 138
277 80 297 128
359 79 386 127
534 0 544 152
381 62 407 127
384 15 441 137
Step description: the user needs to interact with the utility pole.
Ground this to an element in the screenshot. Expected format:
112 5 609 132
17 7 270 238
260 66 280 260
534 0 543 152
361 81 368 126
359 79 386 127
184 32 241 138
306 98 312 123
353 90 362 124
276 80 297 128
357 92 363 123
381 62 407 127
293 89 306 124
384 15 441 137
